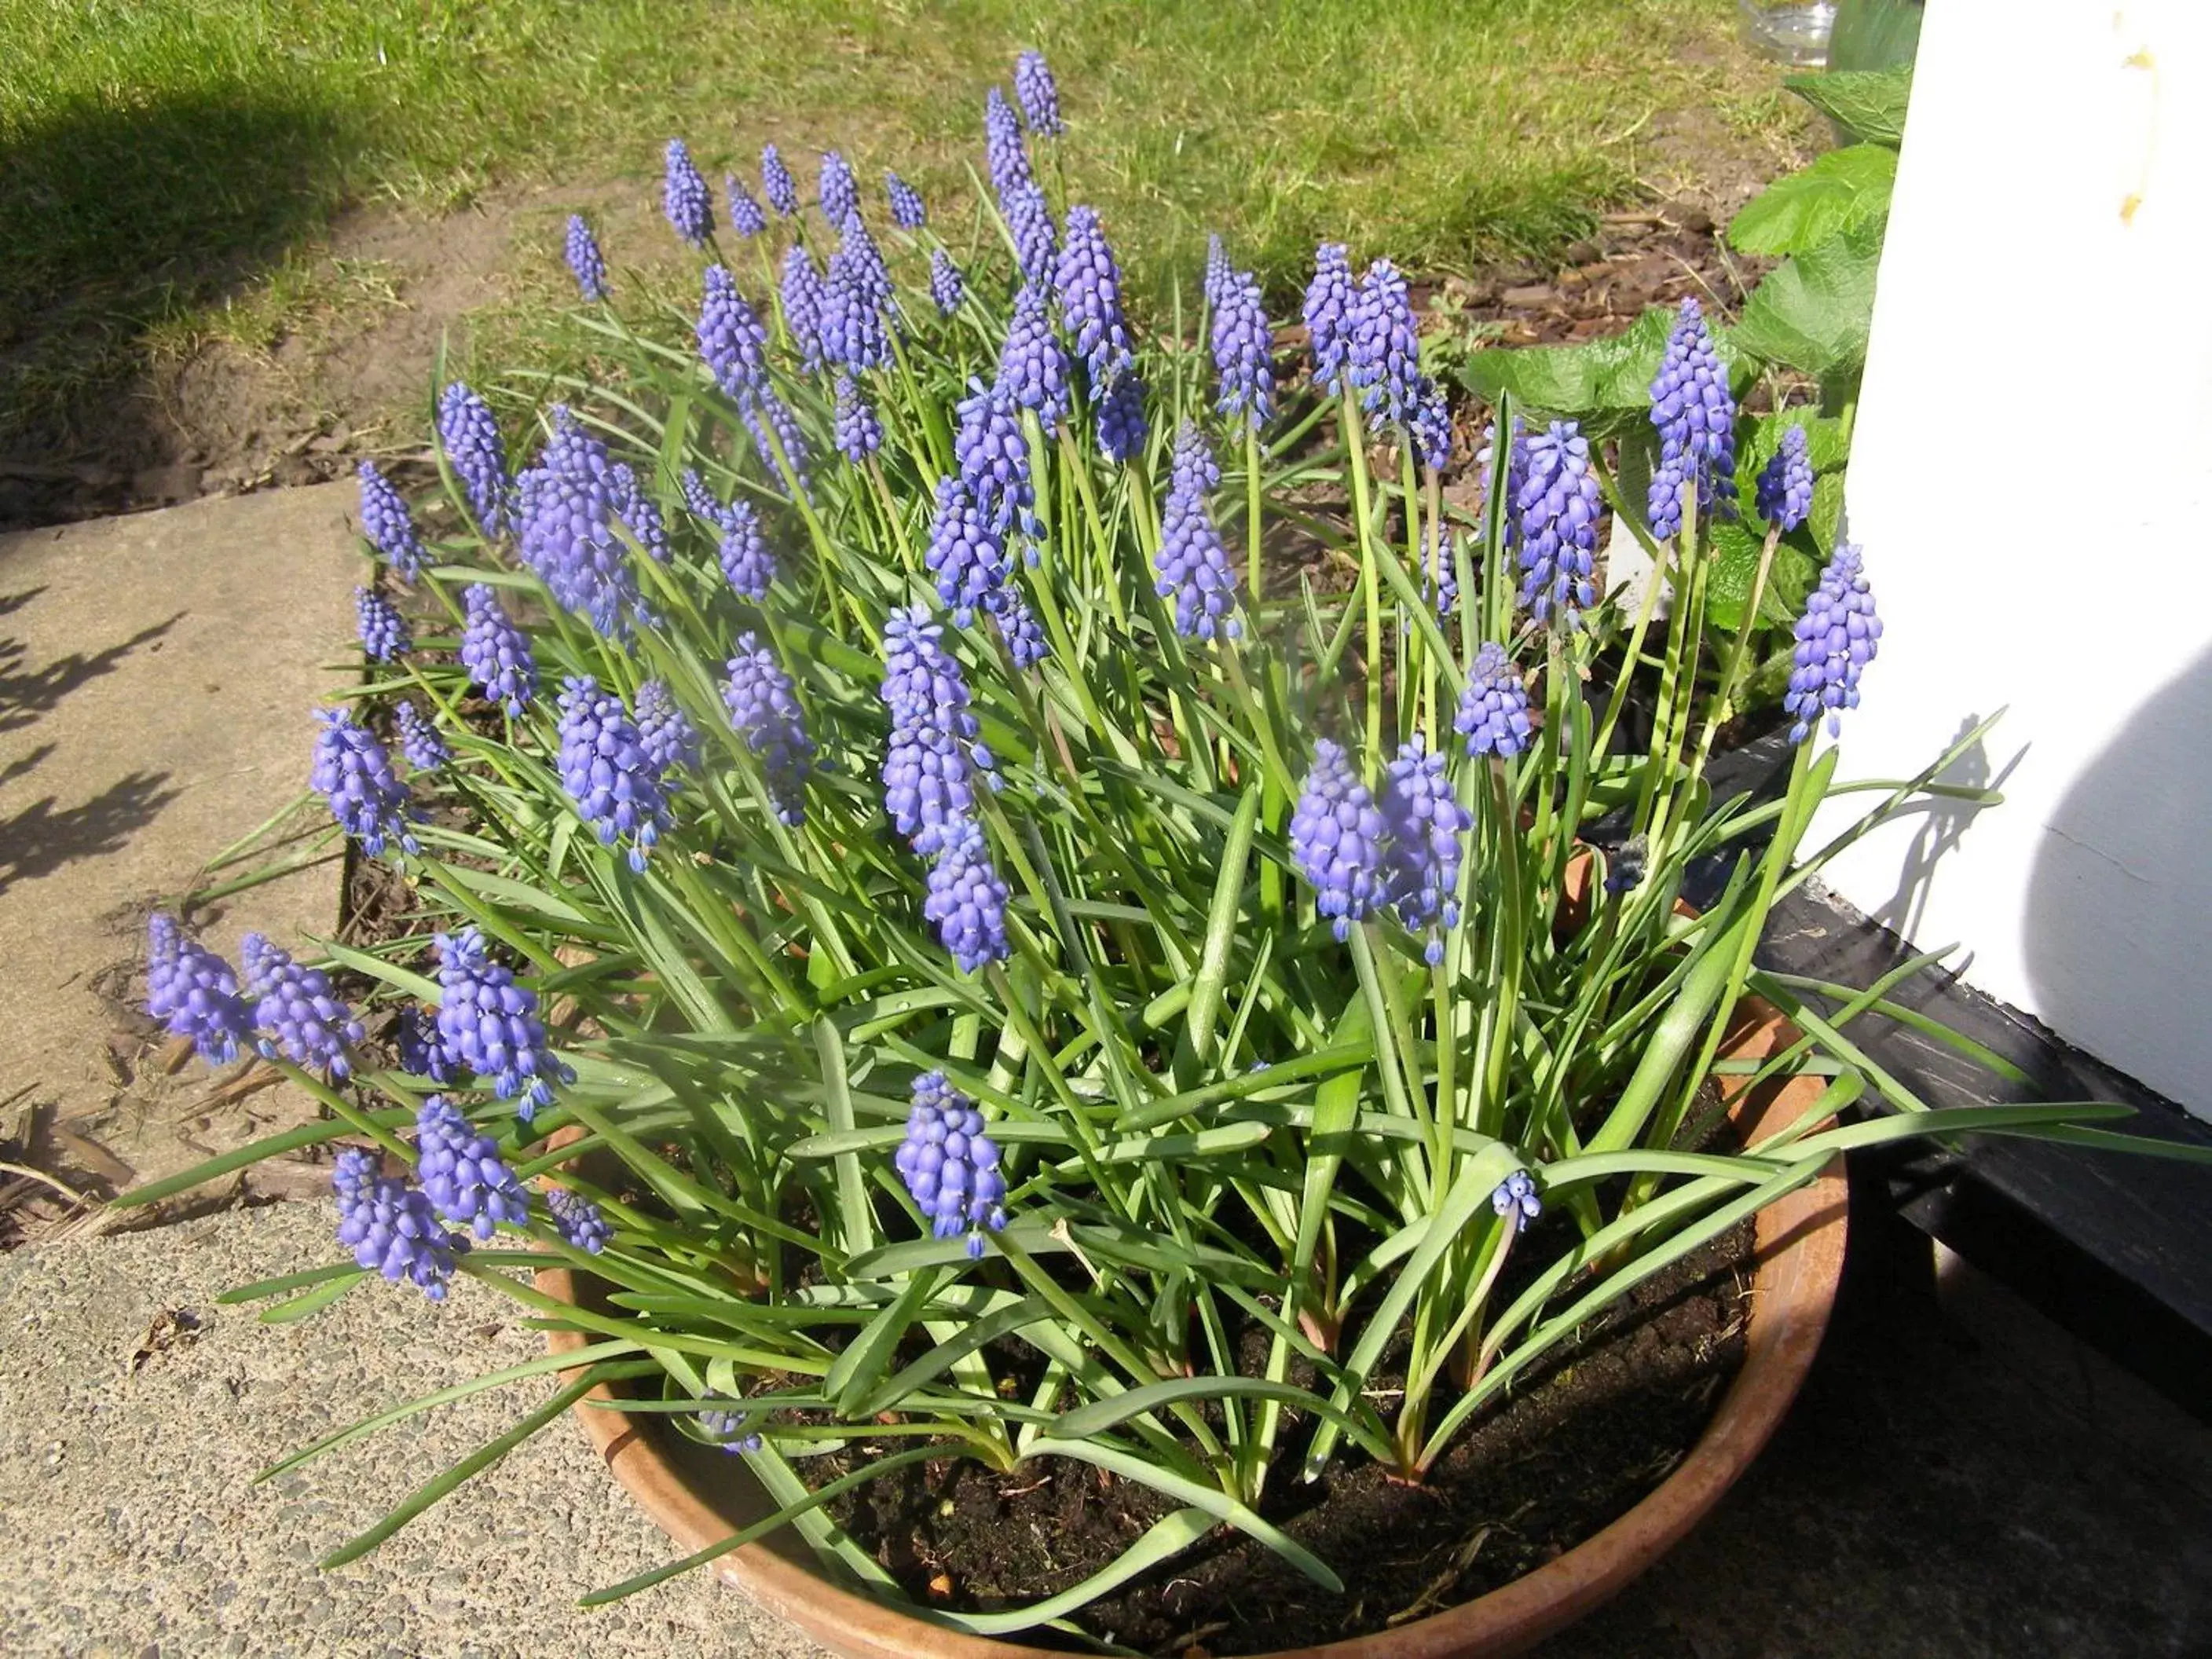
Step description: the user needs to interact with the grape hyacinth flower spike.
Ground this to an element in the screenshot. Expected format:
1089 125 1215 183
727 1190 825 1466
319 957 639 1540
437 383 508 535
878 606 998 854
555 675 669 872
722 632 816 826
929 247 965 318
1054 206 1132 385
1409 377 1453 474
885 171 926 230
998 284 1070 428
1155 423 1241 641
1784 544 1882 743
357 460 425 581
1756 423 1814 534
1013 49 1064 137
312 707 419 855
460 583 536 716
834 375 884 466
680 471 776 600
1516 421 1602 627
564 214 608 302
926 475 1013 624
1379 738 1473 965
354 587 409 662
144 914 251 1067
394 700 449 773
332 1148 465 1302
1303 242 1354 396
635 678 701 777
1004 176 1058 287
1492 1169 1543 1233
1348 258 1420 425
434 925 573 1119
1093 364 1148 465
817 149 857 226
663 137 713 247
240 933 366 1077
1290 739 1391 940
924 817 1013 976
394 1004 453 1084
1456 641 1533 759
512 408 646 638
1646 297 1738 539
698 264 771 401
548 1188 612 1254
779 244 826 373
726 173 767 238
952 377 1037 547
415 1096 530 1242
983 86 1031 197
895 1071 1009 1258
760 144 798 218
1210 252 1274 431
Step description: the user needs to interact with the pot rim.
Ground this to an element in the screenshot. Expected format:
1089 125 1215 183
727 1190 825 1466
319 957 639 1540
540 994 1848 1659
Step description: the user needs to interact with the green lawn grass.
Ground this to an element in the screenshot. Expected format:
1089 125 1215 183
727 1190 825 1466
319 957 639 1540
0 0 1788 443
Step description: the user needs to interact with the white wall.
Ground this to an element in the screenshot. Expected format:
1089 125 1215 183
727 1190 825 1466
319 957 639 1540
1820 0 2212 1119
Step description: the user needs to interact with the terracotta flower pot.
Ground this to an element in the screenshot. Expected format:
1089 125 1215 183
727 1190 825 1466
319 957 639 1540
540 996 1847 1659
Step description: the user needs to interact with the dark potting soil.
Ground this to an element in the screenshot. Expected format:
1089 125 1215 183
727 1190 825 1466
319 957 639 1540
826 1217 1754 1654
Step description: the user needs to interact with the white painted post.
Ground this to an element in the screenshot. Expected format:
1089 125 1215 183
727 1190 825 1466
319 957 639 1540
1816 2 2212 1117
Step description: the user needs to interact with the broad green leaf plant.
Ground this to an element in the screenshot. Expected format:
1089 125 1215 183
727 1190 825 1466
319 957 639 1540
125 52 2178 1633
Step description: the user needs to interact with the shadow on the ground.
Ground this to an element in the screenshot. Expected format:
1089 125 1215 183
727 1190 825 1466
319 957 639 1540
0 613 185 734
0 81 350 529
0 771 181 900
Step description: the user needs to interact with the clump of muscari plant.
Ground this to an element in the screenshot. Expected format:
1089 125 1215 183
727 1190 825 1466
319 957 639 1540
127 46 2185 1628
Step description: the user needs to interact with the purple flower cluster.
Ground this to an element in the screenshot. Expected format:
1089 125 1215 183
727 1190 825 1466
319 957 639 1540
333 1149 465 1301
355 587 410 662
548 1187 612 1254
1423 526 1459 621
635 679 701 777
741 386 814 499
726 173 767 239
924 818 1012 976
1756 423 1813 533
983 86 1031 198
564 214 607 302
438 383 509 536
608 462 670 564
1378 738 1473 962
1784 544 1881 744
998 285 1070 427
991 588 1048 669
434 925 572 1119
1304 242 1355 396
879 606 998 854
698 264 771 399
1054 206 1132 385
817 149 858 226
312 707 419 855
240 933 364 1076
415 1096 529 1242
1203 234 1232 313
895 1071 1009 1256
1492 1169 1542 1232
930 248 965 318
556 676 669 872
1155 424 1240 641
780 245 825 372
1093 366 1148 464
819 244 888 372
663 138 713 247
834 375 884 466
1005 178 1057 287
357 461 425 582
1409 379 1453 473
1647 298 1738 540
698 1404 762 1454
886 170 927 229
395 1004 453 1083
1515 422 1602 627
681 469 777 600
513 408 646 637
1013 49 1064 137
926 474 1013 624
761 145 798 217
394 699 448 772
460 583 536 716
953 377 1037 546
1456 642 1533 758
145 915 251 1066
723 631 815 826
1290 740 1391 940
1209 248 1273 431
1348 259 1421 425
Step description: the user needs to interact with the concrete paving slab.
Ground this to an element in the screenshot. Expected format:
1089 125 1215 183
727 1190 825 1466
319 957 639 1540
0 483 358 1201
0 1201 824 1658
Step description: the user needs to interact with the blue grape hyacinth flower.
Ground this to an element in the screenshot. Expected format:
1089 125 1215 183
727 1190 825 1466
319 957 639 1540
394 699 448 773
145 914 251 1067
1423 526 1459 621
1004 177 1058 287
394 1003 454 1084
1456 641 1533 759
555 675 669 872
760 144 797 217
886 170 926 230
681 470 777 601
999 284 1071 427
723 632 816 826
1348 259 1420 425
548 1188 612 1254
635 678 701 777
332 1148 466 1302
834 375 884 466
741 386 814 499
989 587 1049 669
1516 421 1602 628
663 138 713 247
925 474 1013 625
354 587 409 662
241 932 365 1078
1379 738 1473 965
1203 233 1232 313
513 409 646 638
1093 365 1148 465
1409 377 1453 474
1784 544 1881 744
1210 252 1274 431
819 246 888 373
312 707 419 855
1054 206 1132 386
896 1071 1009 1257
1756 423 1814 533
983 86 1032 197
416 1096 530 1243
437 383 508 536
698 1404 762 1454
564 214 608 302
817 149 858 226
1647 297 1738 540
780 244 826 373
930 247 965 318
698 264 771 400
1014 49 1064 137
925 818 1013 976
879 606 997 854
608 461 670 565
726 173 767 239
953 377 1037 546
1290 738 1390 941
1155 423 1240 641
434 925 573 1119
460 583 536 716
1304 242 1355 397
357 460 425 582
1492 1169 1542 1232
